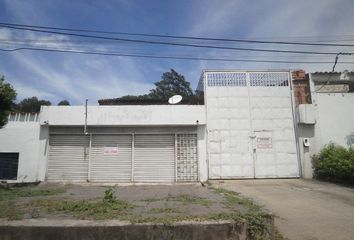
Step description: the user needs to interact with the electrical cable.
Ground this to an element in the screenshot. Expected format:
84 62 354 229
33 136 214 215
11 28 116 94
1 24 353 55
1 22 354 47
1 46 354 64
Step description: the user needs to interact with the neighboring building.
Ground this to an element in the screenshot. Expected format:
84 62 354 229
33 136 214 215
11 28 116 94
1 70 353 183
0 113 46 182
297 71 354 178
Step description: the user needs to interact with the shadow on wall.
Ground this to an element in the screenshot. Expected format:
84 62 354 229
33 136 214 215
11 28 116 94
298 124 315 138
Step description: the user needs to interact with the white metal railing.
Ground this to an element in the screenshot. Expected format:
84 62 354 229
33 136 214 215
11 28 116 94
8 112 39 122
197 71 290 89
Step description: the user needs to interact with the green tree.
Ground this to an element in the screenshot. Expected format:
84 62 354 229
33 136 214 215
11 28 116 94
57 100 70 106
149 69 194 99
16 96 51 112
0 76 17 128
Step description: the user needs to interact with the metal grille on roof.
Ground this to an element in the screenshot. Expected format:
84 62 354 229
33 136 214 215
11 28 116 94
207 72 247 87
200 71 290 88
249 72 289 87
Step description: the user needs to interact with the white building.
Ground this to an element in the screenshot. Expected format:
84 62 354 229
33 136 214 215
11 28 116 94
297 71 354 178
2 70 351 183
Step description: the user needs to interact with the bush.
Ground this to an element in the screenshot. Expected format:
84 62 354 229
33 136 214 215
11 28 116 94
312 143 354 186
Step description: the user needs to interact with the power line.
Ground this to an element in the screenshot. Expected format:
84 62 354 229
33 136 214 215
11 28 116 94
2 46 354 64
1 24 353 56
1 40 349 59
1 22 354 47
0 45 344 61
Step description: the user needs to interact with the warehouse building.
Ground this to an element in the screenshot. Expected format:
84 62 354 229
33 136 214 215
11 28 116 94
0 70 303 183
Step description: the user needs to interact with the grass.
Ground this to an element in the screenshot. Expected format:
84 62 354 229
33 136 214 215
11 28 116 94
0 185 278 239
0 201 23 220
148 207 183 214
0 186 66 220
143 194 212 207
0 186 66 201
26 187 134 220
167 194 212 207
212 187 261 210
211 187 273 239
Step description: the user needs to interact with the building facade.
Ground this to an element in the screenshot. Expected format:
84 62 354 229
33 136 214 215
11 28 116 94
1 70 352 183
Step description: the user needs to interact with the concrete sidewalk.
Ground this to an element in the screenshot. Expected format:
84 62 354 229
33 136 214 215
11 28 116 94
212 179 354 240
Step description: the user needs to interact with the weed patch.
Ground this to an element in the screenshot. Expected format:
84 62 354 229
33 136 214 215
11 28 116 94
213 187 261 210
212 187 273 239
148 207 183 214
143 194 212 207
0 187 65 201
167 194 212 206
0 201 23 220
31 198 135 220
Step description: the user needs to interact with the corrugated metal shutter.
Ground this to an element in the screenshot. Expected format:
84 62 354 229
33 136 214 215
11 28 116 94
90 134 132 182
47 134 89 181
134 134 175 182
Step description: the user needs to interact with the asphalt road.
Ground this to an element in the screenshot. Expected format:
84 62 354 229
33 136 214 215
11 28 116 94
212 179 354 240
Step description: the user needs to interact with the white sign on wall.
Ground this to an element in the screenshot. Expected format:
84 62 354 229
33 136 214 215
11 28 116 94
103 145 119 155
257 137 272 149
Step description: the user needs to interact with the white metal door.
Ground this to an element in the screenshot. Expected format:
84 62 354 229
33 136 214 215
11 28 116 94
134 134 175 182
90 134 132 182
249 72 299 178
205 71 299 179
47 134 89 181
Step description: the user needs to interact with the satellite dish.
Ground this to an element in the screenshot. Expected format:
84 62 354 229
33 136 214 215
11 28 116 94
168 95 183 104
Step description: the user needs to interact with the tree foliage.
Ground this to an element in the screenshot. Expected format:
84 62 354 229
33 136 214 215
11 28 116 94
98 69 203 105
15 96 51 112
58 100 70 106
0 76 17 128
149 69 194 99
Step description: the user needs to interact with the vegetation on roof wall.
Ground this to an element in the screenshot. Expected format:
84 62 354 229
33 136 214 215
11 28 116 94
312 143 354 186
98 69 204 105
0 76 17 128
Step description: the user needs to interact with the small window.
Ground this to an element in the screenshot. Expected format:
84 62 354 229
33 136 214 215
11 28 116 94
0 153 19 180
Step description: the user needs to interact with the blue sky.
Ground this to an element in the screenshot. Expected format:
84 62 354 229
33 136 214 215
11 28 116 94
1 0 354 105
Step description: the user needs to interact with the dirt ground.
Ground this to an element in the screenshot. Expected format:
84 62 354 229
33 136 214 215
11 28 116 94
213 179 354 240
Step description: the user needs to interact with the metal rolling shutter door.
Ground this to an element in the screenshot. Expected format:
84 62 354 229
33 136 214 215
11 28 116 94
47 135 89 181
134 134 175 182
90 134 132 182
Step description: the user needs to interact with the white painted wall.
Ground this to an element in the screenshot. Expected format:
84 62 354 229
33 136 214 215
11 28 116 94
197 125 208 182
312 93 354 152
0 122 47 183
298 92 354 179
1 105 207 183
40 105 206 126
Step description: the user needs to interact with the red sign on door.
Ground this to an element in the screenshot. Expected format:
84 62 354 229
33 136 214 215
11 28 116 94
257 137 272 149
